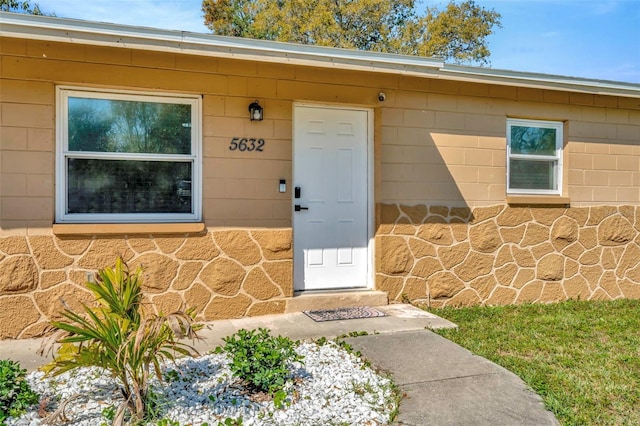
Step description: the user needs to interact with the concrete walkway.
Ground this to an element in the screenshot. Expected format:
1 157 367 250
0 304 558 425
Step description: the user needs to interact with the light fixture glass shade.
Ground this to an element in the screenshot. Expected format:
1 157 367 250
248 101 263 121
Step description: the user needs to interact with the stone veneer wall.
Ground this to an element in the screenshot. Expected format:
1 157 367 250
376 203 640 308
6 203 640 339
0 230 292 339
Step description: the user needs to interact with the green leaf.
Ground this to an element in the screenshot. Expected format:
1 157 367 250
0 359 39 419
222 328 303 400
39 256 201 422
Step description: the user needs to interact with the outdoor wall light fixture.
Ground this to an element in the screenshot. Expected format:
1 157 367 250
248 100 264 121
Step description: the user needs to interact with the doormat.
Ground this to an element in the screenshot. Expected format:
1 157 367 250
303 306 386 322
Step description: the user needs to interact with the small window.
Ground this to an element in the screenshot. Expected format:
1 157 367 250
507 119 563 195
56 88 201 223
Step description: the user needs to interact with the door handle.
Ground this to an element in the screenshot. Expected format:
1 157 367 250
295 205 309 212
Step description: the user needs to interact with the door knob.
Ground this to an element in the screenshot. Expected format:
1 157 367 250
295 205 309 212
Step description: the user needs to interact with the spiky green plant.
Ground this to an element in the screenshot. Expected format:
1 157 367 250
40 257 200 425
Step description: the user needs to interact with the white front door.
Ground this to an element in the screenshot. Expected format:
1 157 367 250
293 105 371 291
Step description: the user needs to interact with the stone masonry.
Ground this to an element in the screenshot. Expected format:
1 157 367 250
377 204 640 308
0 229 292 339
4 204 640 339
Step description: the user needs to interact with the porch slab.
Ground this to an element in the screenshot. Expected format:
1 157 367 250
284 290 389 313
193 303 456 353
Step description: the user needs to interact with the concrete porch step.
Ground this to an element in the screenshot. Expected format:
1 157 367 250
285 290 388 313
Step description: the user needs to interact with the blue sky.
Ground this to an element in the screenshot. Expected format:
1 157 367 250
33 0 640 83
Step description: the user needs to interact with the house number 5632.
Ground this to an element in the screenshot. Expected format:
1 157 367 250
229 137 265 152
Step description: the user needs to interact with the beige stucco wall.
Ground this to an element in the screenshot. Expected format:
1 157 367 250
1 36 640 338
3 37 640 232
379 80 640 207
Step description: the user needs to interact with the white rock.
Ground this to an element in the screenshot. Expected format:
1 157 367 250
7 341 396 426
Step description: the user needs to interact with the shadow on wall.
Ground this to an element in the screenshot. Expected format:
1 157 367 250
376 124 475 307
375 126 640 310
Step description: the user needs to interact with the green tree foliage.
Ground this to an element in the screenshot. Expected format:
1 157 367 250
111 101 191 154
510 126 556 155
68 102 114 152
68 98 191 154
0 0 44 14
65 97 193 216
202 0 501 65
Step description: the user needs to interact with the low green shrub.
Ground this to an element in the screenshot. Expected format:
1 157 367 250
220 328 303 398
0 359 40 423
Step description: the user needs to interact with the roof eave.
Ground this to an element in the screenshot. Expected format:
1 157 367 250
0 12 444 76
1 12 639 99
440 65 640 99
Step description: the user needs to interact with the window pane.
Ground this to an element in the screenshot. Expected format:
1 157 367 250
67 159 192 214
510 126 557 156
68 97 192 154
509 159 557 190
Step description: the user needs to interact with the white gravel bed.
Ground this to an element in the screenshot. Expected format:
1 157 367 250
7 340 397 426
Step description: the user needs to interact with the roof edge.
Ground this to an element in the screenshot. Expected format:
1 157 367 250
1 12 639 99
441 65 640 98
0 12 444 74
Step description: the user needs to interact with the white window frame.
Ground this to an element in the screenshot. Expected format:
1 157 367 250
506 118 563 195
56 86 202 223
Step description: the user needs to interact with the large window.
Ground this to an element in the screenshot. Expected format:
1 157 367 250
56 88 201 223
507 118 563 195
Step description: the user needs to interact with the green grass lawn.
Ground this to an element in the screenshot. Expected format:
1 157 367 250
431 300 640 426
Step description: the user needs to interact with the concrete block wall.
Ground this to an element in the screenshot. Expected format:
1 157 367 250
379 79 640 206
2 35 640 339
0 37 398 232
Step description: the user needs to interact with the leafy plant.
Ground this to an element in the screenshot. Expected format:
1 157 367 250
217 417 242 426
0 359 40 423
164 369 180 383
314 336 328 346
221 328 302 399
40 257 200 425
155 418 180 426
101 404 116 422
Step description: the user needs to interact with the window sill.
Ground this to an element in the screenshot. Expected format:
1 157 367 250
53 222 206 236
506 195 571 206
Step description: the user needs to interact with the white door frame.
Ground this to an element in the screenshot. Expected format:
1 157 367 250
292 102 375 291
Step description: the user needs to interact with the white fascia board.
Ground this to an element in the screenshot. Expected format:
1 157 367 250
440 65 640 99
0 12 443 76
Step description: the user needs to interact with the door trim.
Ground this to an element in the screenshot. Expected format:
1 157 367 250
292 102 375 291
